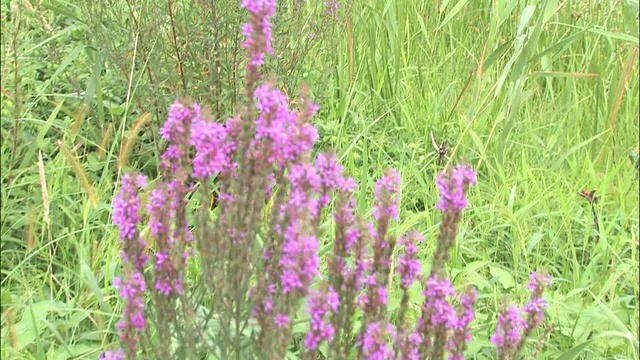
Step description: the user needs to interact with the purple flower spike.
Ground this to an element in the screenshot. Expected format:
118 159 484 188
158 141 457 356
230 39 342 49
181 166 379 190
280 232 320 294
522 297 548 330
112 173 149 357
423 274 457 328
190 115 232 179
112 173 148 271
527 272 552 293
436 164 476 211
159 100 193 173
491 303 526 350
397 231 424 288
241 0 276 66
395 330 422 360
305 287 339 350
99 349 124 360
373 168 401 221
112 174 147 241
361 322 395 360
523 272 551 330
325 0 339 23
275 313 289 328
113 271 147 356
447 288 477 359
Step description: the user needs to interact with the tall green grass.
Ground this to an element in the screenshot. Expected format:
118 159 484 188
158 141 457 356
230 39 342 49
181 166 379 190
1 0 637 358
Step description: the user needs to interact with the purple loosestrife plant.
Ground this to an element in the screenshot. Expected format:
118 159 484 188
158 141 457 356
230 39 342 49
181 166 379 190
304 285 339 359
104 0 555 358
246 87 328 357
447 288 477 360
491 303 527 355
98 348 124 360
111 174 147 358
145 98 200 358
361 321 395 360
413 165 476 358
393 230 424 360
327 176 368 359
432 164 477 275
325 0 339 23
356 169 401 357
491 272 552 360
361 169 401 319
419 273 457 358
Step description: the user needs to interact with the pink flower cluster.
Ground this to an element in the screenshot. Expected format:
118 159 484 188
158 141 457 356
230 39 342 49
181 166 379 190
103 1 554 359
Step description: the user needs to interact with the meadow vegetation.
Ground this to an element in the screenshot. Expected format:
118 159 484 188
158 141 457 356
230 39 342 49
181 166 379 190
1 0 639 359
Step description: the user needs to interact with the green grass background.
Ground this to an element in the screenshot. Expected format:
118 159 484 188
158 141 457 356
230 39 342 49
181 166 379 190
1 0 638 359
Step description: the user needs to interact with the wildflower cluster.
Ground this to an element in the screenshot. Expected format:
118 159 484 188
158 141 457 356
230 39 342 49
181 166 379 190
491 272 552 360
102 0 552 359
110 174 147 358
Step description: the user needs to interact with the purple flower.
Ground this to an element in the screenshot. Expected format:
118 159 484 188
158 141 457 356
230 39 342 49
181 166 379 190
241 0 276 16
99 349 124 360
490 273 551 357
147 187 171 237
316 152 351 207
522 297 547 330
436 164 476 211
113 271 146 355
324 0 339 22
315 152 344 189
250 283 277 319
288 162 322 193
159 99 191 142
112 173 149 356
447 288 477 358
523 272 551 330
397 231 424 288
275 313 289 328
490 304 526 350
241 0 276 66
377 285 388 306
283 116 318 164
395 330 421 360
280 232 320 293
278 158 326 297
304 286 339 350
159 99 193 173
527 272 552 294
373 168 401 221
254 84 293 163
458 289 477 336
359 169 401 323
361 322 395 360
114 272 146 331
146 183 188 297
423 274 457 329
190 114 232 179
112 174 147 241
251 84 319 168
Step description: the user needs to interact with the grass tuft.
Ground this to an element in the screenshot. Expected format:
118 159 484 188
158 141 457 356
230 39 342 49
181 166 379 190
57 140 99 208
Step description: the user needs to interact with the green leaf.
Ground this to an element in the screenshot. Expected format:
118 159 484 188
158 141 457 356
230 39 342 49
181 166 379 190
82 262 111 314
438 0 470 31
555 338 596 360
51 45 85 81
41 0 84 23
488 264 516 290
18 100 65 171
482 42 511 73
588 290 639 352
85 49 105 103
516 5 536 37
